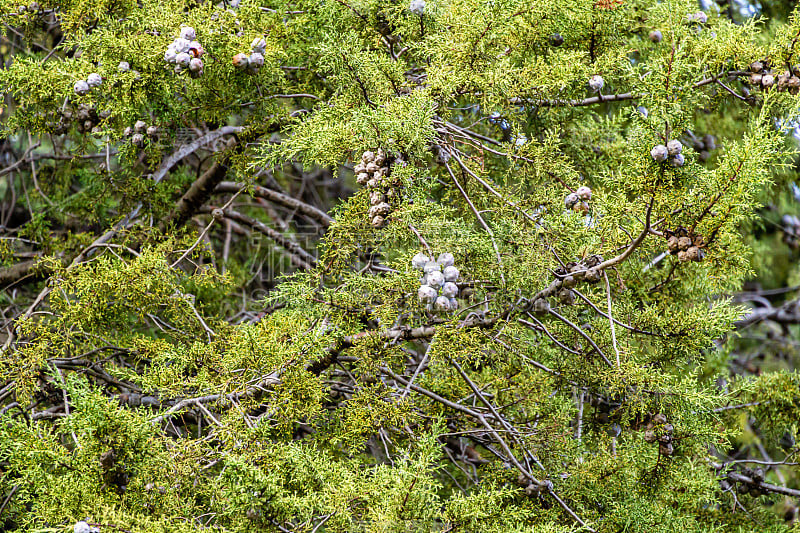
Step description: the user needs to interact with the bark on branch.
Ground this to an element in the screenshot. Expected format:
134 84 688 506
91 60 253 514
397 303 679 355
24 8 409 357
214 181 333 228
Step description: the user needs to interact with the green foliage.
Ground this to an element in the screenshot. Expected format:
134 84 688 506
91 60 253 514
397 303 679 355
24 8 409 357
2 0 800 531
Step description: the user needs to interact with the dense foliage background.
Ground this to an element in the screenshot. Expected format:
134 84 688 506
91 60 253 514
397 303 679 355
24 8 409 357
3 0 800 531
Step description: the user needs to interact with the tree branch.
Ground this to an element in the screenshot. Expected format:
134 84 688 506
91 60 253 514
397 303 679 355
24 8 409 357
214 181 333 227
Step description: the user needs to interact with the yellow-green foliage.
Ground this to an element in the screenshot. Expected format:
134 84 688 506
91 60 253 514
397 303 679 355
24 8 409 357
2 0 800 531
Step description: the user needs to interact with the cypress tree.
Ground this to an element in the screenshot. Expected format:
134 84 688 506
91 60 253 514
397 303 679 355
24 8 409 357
1 0 800 531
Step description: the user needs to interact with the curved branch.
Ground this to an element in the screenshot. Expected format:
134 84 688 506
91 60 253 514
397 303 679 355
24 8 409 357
215 181 333 227
200 206 317 270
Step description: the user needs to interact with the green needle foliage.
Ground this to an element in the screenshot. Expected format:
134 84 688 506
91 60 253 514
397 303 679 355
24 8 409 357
1 0 800 531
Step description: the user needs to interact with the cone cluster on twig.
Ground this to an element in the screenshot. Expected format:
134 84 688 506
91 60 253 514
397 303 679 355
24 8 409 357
232 37 266 74
531 254 604 315
163 26 205 77
719 465 769 498
122 120 160 147
46 104 111 135
746 60 800 94
118 392 159 407
564 186 592 215
524 479 554 496
588 75 604 93
642 413 675 456
413 252 461 313
685 132 717 162
665 227 706 262
356 149 397 228
74 73 102 96
745 60 778 92
650 139 685 167
514 473 553 497
771 65 792 90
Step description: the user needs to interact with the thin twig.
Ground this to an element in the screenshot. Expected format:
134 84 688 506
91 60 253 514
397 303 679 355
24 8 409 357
604 271 621 368
443 159 506 285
